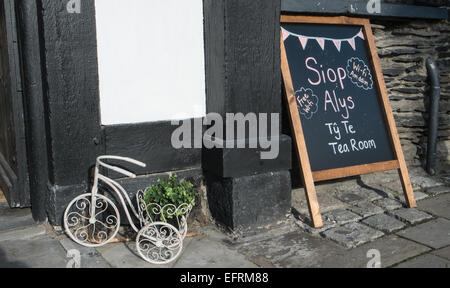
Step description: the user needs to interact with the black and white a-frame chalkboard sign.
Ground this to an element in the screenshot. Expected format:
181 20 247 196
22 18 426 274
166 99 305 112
281 16 417 228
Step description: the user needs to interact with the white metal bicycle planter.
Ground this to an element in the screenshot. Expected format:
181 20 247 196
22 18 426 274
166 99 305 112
63 156 193 265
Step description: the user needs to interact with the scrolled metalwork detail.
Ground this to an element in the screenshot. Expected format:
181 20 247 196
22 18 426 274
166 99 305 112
136 222 183 265
64 194 120 247
63 156 196 265
138 199 193 239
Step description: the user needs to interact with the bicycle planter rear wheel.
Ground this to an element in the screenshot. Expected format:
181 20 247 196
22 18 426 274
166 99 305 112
64 193 120 247
136 222 183 265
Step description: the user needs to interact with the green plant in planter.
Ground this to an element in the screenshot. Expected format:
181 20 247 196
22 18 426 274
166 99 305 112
143 174 197 222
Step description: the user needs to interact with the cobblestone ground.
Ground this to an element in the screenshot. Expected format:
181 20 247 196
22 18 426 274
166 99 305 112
0 170 449 268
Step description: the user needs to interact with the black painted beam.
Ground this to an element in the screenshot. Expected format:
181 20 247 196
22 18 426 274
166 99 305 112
281 0 448 20
39 0 104 187
103 121 202 176
16 0 50 221
203 0 292 177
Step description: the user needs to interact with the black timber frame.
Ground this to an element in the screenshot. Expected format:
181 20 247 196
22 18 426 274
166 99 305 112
16 0 50 221
16 0 202 224
203 0 293 230
10 0 448 226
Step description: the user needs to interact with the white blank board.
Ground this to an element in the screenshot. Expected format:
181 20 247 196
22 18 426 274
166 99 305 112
95 0 206 125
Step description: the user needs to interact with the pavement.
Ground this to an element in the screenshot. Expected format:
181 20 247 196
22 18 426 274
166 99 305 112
0 169 449 268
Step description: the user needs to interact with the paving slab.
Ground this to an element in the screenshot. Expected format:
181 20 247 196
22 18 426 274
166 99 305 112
349 202 385 218
362 214 406 233
334 187 384 205
334 191 365 204
426 185 450 196
418 193 450 219
359 182 397 198
248 232 429 268
292 187 348 216
235 230 348 268
97 242 174 268
414 192 429 201
0 237 68 268
373 198 404 211
377 180 404 195
395 254 450 268
0 225 46 242
319 235 431 268
0 203 35 233
322 209 362 225
174 237 257 268
294 217 337 235
59 238 110 268
397 218 450 249
360 171 399 185
388 208 433 225
432 246 450 261
410 176 444 190
321 222 384 248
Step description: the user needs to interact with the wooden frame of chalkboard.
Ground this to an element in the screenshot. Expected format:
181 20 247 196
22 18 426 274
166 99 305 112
281 15 417 228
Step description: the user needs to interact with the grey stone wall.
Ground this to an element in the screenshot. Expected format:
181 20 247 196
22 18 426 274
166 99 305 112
372 16 449 173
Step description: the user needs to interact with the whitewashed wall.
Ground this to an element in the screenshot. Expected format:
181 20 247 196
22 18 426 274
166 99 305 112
95 0 206 125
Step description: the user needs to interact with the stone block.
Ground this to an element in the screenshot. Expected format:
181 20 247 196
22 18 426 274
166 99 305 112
362 214 406 233
206 171 291 231
388 208 433 225
411 176 444 190
321 223 384 249
398 218 450 249
294 217 337 235
373 198 404 211
427 185 450 196
349 202 385 218
334 187 384 204
414 192 429 201
432 246 450 261
395 254 450 268
419 193 450 219
322 210 362 226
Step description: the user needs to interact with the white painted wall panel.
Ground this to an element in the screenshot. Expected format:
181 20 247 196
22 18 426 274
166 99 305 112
95 0 206 125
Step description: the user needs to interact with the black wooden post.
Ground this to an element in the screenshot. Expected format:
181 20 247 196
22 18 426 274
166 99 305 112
16 0 49 221
38 0 104 223
203 0 292 231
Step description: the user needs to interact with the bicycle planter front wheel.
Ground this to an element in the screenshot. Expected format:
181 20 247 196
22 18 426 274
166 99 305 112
136 222 183 265
64 193 120 248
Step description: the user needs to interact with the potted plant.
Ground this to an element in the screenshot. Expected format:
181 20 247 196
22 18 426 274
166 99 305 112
139 174 198 237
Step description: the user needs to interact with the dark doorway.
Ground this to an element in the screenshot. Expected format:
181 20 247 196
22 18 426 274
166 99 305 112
0 0 29 208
